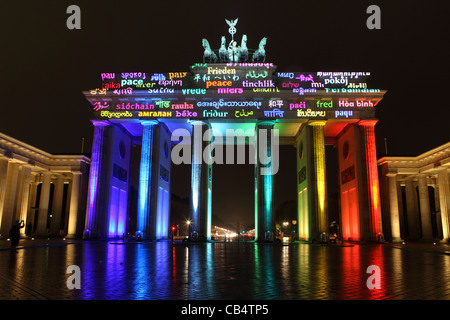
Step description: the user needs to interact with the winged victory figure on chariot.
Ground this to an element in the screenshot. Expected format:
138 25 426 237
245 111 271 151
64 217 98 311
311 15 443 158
202 18 267 63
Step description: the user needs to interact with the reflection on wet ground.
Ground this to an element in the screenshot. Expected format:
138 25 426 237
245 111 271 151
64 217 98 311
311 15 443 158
1 241 450 300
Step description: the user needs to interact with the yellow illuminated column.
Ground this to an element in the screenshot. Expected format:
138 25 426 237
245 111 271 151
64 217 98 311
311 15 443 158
386 173 402 242
16 165 32 236
418 174 433 241
437 168 450 242
296 124 309 241
67 172 82 238
36 171 52 236
0 162 19 237
50 174 65 236
0 157 8 233
309 120 328 239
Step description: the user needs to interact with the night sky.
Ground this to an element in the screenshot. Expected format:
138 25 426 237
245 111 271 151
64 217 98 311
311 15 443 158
1 1 449 229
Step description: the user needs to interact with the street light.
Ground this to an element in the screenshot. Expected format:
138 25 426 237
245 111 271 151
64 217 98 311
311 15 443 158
282 221 289 241
186 220 191 238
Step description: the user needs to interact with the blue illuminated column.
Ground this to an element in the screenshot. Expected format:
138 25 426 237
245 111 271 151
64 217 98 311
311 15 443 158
84 120 109 239
255 120 276 242
190 120 212 241
137 120 159 239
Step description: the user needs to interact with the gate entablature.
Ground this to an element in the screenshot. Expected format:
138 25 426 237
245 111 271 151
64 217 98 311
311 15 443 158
84 65 385 125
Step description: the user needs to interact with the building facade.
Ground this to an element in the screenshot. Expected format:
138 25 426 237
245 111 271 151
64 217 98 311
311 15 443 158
378 142 450 243
82 63 387 242
0 132 89 238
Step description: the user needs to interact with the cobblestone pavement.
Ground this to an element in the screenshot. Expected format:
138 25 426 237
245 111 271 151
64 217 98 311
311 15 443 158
1 238 450 300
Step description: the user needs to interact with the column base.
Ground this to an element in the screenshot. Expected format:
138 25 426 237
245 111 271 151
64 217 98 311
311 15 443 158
82 229 91 240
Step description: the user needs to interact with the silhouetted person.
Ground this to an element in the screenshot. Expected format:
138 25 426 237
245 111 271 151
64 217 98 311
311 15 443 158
9 220 24 253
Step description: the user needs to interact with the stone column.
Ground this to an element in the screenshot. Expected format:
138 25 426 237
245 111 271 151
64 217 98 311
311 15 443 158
437 168 450 242
418 174 433 241
310 120 328 241
15 165 32 236
359 120 383 240
190 120 212 241
255 120 277 242
0 157 9 235
27 180 38 234
386 173 402 242
36 171 52 236
404 178 420 240
84 120 109 239
50 175 65 236
137 120 159 239
1 162 19 237
67 172 82 238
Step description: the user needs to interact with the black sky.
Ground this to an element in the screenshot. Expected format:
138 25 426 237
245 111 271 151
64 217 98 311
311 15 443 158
1 0 449 228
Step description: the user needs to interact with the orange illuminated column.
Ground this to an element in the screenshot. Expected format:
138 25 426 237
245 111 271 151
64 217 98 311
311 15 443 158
359 120 383 239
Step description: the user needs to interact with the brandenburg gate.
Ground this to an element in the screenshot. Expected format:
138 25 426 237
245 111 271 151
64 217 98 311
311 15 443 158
82 26 386 243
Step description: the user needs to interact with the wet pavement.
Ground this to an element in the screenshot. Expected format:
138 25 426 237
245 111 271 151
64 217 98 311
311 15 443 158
1 238 450 300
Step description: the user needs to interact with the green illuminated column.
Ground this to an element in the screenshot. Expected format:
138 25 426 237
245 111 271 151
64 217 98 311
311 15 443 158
190 120 212 241
255 120 276 242
309 120 328 241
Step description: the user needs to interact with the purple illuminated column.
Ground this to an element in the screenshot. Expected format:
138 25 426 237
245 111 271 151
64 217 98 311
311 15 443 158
137 120 159 240
84 120 109 239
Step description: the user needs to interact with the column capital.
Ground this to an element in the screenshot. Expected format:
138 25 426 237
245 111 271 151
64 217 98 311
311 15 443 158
256 120 276 127
308 120 326 127
386 172 398 178
91 120 109 127
358 119 378 127
140 120 159 126
189 119 210 126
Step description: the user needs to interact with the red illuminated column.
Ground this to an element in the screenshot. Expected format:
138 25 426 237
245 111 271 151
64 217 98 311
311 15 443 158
359 120 383 240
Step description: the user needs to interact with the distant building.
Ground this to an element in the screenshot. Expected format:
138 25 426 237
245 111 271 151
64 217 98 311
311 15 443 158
378 142 450 242
0 132 89 238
